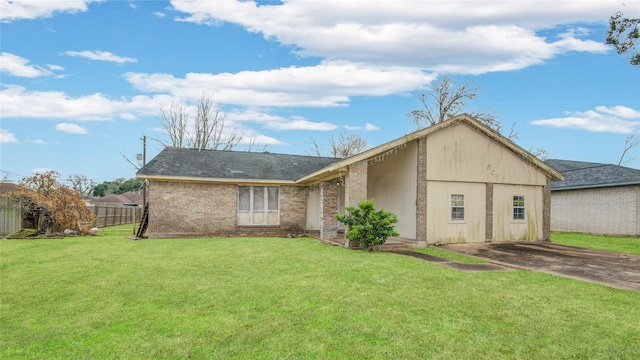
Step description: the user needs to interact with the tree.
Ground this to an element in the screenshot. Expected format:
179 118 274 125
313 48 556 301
160 100 189 147
606 12 640 66
618 129 639 165
92 178 143 197
335 199 399 252
408 76 502 132
14 171 96 235
159 93 245 151
309 130 368 158
66 174 95 199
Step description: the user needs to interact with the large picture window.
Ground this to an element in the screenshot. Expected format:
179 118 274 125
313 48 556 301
513 195 525 221
238 186 280 225
450 194 465 221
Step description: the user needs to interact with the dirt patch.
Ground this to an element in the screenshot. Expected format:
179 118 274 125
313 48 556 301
440 242 640 292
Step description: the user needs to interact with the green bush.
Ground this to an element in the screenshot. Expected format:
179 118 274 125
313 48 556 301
336 199 399 251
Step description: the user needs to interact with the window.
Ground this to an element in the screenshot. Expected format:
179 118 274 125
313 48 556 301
513 195 525 220
238 186 280 225
450 194 465 221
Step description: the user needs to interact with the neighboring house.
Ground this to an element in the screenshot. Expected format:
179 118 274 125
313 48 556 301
137 114 563 246
90 191 145 205
545 159 640 236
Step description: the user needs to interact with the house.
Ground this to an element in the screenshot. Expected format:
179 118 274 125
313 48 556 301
136 114 563 246
545 159 640 236
90 191 145 206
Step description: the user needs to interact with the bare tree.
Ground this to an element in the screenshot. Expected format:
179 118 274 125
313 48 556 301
188 93 244 151
408 75 503 133
618 129 640 165
158 93 247 151
309 131 368 158
66 174 95 199
160 100 189 147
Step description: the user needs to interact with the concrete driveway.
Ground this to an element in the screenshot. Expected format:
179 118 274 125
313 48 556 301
440 242 640 292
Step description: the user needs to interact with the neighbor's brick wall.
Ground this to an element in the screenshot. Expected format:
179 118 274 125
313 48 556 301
551 185 639 236
148 181 308 238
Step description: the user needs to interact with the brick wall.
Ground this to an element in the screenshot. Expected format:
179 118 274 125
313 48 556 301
148 181 308 238
551 185 639 236
345 160 368 207
319 180 339 239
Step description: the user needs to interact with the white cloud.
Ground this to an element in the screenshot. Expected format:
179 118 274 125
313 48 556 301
1 85 171 121
55 123 88 134
0 129 19 144
0 0 100 22
266 119 338 131
364 123 379 131
63 50 137 64
531 106 640 134
29 139 48 145
153 12 166 18
32 168 56 175
126 61 435 107
0 52 59 78
170 0 618 74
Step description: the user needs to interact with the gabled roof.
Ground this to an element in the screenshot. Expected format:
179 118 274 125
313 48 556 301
137 148 341 183
545 159 640 190
298 114 563 183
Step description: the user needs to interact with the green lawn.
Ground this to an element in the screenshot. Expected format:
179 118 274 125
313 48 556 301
2 226 639 359
551 232 640 256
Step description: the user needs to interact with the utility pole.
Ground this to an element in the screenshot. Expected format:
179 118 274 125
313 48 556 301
141 135 147 206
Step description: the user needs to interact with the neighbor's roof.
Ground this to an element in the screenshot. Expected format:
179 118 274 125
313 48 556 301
545 159 640 190
0 182 29 196
137 148 341 183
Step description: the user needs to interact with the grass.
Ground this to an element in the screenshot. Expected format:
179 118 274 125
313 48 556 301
551 232 640 256
1 225 639 359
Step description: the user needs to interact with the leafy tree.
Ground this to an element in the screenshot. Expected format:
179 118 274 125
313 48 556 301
13 171 96 235
309 130 368 158
606 12 640 66
335 200 399 252
92 178 143 197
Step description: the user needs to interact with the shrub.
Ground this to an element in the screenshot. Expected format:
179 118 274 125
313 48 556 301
336 199 399 252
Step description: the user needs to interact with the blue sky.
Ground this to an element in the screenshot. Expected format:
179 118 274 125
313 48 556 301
1 0 639 184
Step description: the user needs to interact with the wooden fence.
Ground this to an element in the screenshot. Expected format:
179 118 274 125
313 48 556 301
89 204 142 227
0 197 22 236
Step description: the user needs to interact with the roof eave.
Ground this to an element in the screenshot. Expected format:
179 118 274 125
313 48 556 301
551 180 640 191
136 174 297 185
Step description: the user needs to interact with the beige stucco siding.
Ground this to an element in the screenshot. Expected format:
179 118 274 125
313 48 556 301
492 184 544 241
551 185 640 236
426 181 486 244
426 123 546 186
367 141 417 239
306 187 320 230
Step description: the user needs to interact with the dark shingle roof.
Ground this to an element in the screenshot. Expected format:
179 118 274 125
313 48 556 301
137 148 341 181
545 159 640 190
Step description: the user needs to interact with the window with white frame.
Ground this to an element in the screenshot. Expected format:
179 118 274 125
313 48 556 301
450 194 465 221
238 186 280 225
513 195 525 220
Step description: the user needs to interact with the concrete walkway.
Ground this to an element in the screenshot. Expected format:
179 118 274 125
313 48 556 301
439 242 640 292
